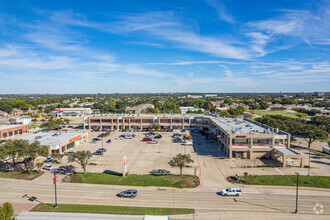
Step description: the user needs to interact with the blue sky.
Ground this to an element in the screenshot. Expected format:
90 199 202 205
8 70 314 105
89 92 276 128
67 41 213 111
0 0 329 93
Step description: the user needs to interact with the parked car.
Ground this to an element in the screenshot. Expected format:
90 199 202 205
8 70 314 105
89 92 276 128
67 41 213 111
183 141 193 145
124 135 133 139
98 148 107 152
154 134 162 139
106 139 111 143
116 137 124 140
117 189 138 198
142 138 152 141
64 151 75 156
173 137 183 143
93 150 103 155
219 188 242 196
44 157 53 163
147 140 158 144
43 165 53 170
1 156 11 162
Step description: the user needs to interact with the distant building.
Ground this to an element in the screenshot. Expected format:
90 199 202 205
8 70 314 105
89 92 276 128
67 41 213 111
11 108 23 116
126 104 154 114
313 91 325 97
0 110 8 117
9 117 32 125
187 95 203 99
204 94 217 98
50 108 92 117
180 107 205 114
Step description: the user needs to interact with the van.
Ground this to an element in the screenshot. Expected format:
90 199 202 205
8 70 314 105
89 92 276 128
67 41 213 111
322 147 330 154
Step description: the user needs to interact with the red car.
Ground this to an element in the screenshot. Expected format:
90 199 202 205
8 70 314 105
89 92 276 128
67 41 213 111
142 138 152 141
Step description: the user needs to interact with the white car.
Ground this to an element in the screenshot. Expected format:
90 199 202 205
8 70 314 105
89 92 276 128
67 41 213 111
116 137 124 140
220 187 242 196
43 165 53 171
183 141 193 145
147 140 158 144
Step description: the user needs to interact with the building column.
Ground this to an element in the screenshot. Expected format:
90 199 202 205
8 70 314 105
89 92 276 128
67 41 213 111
272 137 275 148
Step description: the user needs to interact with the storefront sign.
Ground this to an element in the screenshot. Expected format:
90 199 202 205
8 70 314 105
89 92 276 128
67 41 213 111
69 135 81 142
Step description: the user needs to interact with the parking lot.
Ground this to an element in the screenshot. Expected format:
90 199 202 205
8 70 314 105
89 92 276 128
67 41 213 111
76 131 199 175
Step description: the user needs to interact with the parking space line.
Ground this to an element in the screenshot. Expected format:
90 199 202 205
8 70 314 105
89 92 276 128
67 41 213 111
275 168 284 175
138 144 151 167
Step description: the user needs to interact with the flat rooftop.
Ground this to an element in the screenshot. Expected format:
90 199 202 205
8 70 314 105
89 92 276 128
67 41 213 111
89 114 196 118
0 124 25 131
205 116 284 135
275 147 300 156
24 132 85 147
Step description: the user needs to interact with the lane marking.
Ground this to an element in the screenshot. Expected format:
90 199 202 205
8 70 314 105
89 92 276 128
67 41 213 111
275 168 284 175
138 144 151 167
194 153 202 188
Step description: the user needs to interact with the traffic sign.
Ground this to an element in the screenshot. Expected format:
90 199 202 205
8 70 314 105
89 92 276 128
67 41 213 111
53 176 58 184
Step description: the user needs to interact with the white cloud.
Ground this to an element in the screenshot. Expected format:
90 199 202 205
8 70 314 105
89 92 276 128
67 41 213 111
205 0 235 23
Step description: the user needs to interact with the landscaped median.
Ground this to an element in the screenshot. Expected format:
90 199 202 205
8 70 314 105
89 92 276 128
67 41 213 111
0 171 44 180
228 175 330 189
31 203 195 215
65 173 200 188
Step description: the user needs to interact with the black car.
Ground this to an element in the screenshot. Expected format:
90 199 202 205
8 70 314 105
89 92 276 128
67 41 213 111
93 150 103 155
118 189 138 198
154 134 162 139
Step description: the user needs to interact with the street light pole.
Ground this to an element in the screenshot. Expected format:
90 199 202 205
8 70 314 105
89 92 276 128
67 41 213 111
53 170 58 208
295 172 299 214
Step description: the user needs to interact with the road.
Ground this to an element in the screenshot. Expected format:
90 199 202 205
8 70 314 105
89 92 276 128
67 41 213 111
0 178 329 217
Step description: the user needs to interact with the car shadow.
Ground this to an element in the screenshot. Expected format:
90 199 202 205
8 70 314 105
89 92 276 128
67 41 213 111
103 170 122 176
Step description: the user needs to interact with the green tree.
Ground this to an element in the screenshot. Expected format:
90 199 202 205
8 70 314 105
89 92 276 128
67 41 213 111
0 202 15 220
296 124 328 176
64 119 70 125
1 140 21 167
19 141 48 172
40 119 65 130
169 154 194 176
154 107 161 114
296 113 308 118
68 151 92 174
35 162 44 172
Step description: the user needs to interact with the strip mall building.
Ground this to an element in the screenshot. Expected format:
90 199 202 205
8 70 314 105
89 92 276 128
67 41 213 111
85 114 305 166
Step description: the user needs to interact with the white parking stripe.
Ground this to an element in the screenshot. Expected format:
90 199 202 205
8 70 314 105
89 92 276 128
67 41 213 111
275 168 284 175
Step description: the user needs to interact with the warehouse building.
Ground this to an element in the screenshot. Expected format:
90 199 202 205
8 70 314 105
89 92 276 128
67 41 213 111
0 124 29 139
24 132 88 155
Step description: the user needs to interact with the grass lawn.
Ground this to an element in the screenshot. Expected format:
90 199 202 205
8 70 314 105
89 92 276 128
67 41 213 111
0 171 44 180
69 173 199 188
31 203 195 215
239 175 330 188
317 137 330 143
248 110 298 118
29 124 41 129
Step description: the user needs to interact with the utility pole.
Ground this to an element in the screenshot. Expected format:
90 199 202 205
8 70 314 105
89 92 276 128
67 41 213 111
53 170 58 208
295 172 299 214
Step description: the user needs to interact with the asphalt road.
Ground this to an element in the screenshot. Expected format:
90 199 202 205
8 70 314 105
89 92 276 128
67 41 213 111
0 178 329 216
